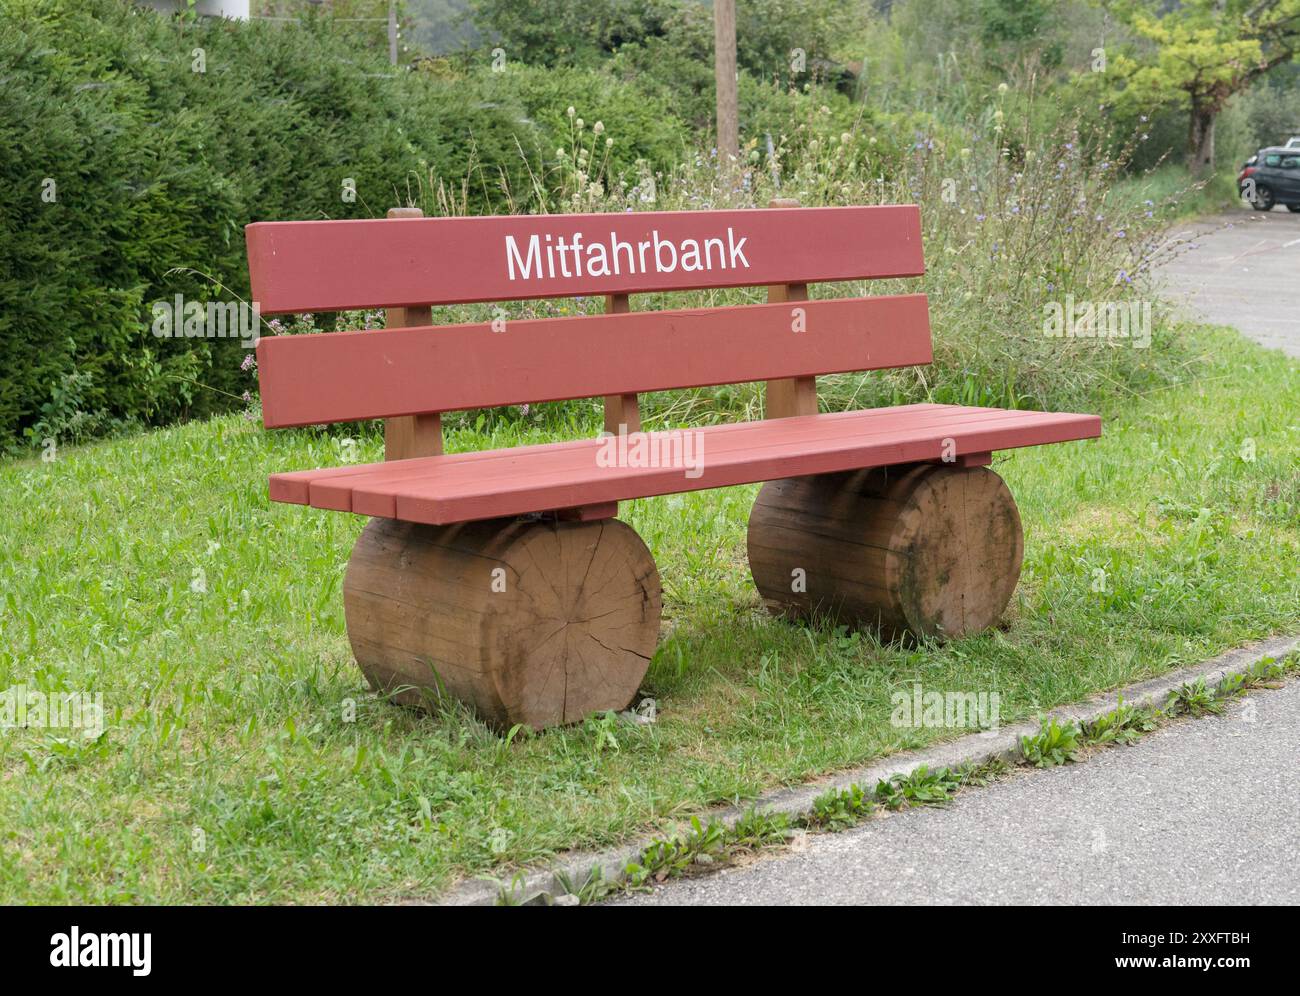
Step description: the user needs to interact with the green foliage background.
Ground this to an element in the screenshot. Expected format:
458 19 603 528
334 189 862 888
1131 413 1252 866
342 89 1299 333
0 0 687 446
2 0 1297 449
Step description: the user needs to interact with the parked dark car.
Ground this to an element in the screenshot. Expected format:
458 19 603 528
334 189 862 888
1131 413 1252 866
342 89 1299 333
1238 147 1300 211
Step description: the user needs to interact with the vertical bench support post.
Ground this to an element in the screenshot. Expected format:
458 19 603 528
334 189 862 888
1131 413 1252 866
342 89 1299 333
603 293 641 434
764 198 817 419
383 207 442 460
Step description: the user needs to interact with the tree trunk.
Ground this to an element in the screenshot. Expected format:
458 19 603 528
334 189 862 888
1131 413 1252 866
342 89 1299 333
1188 103 1216 177
747 464 1024 641
343 517 662 730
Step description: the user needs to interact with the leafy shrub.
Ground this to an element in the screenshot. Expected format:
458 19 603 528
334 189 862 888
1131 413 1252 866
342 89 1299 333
470 0 861 84
0 0 686 449
466 63 686 190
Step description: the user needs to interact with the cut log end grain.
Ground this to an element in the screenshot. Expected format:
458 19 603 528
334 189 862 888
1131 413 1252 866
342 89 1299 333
344 516 662 730
747 464 1024 641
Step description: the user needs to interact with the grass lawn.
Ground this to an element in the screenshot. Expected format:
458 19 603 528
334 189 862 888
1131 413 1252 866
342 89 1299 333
1110 162 1241 221
1 324 1296 904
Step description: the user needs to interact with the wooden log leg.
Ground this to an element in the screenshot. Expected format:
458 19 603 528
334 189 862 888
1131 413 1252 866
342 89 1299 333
343 516 662 730
746 464 1024 640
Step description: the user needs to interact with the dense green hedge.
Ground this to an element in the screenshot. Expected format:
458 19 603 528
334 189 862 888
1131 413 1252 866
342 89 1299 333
0 0 689 446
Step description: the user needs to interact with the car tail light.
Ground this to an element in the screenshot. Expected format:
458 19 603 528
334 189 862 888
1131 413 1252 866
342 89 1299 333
1239 166 1256 181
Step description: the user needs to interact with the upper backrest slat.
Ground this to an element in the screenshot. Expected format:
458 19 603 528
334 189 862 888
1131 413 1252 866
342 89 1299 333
256 294 932 428
246 205 923 314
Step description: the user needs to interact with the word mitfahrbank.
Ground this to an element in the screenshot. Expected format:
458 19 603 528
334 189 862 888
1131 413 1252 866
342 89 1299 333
505 228 752 281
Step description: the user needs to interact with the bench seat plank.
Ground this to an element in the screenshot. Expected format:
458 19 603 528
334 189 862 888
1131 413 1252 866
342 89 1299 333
271 403 972 507
269 403 963 505
310 404 993 508
268 404 1100 525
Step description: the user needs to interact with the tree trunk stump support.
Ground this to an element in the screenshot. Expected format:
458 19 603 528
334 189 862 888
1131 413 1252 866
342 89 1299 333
344 516 662 730
747 464 1024 640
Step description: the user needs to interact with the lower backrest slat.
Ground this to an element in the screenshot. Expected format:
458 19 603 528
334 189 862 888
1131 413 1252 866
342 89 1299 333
257 293 932 429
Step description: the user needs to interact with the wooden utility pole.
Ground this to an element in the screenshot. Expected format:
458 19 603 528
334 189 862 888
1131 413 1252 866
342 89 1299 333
388 0 398 66
714 0 739 168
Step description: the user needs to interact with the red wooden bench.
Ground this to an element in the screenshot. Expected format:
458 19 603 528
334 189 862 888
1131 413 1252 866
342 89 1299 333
246 201 1100 730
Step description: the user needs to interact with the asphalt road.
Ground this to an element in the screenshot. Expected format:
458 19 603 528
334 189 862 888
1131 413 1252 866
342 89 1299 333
616 677 1300 905
1157 206 1300 357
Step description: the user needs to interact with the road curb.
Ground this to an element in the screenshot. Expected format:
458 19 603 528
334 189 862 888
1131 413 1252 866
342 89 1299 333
430 632 1300 906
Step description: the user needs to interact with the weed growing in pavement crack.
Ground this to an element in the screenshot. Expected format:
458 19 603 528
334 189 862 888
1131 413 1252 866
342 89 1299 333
1019 716 1084 767
1165 677 1225 717
1079 697 1160 746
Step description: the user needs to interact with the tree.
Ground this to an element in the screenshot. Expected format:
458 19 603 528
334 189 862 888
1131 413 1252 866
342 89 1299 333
466 0 680 66
1109 0 1300 174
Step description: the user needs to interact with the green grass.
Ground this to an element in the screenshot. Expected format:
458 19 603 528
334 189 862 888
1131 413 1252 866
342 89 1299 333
1110 162 1242 222
1 324 1297 904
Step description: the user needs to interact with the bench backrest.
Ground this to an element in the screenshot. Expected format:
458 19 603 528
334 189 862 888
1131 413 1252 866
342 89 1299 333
246 204 930 433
